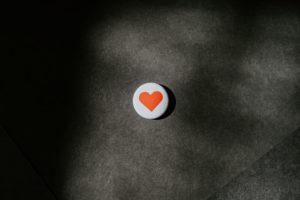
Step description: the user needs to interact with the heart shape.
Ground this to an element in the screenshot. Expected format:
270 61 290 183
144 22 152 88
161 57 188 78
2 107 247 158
139 91 163 111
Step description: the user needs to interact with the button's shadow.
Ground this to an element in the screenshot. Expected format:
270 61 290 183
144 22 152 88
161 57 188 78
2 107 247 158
155 85 176 120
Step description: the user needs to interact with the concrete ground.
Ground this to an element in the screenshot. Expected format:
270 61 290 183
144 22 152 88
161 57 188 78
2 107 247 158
1 1 300 200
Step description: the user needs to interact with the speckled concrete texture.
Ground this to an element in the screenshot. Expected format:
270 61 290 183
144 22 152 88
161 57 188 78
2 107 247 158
60 2 300 200
209 128 300 200
1 1 300 200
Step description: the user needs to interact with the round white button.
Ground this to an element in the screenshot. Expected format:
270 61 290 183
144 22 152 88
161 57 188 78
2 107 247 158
133 82 169 119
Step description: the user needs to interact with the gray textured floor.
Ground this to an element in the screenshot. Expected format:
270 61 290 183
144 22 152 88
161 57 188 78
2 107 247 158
60 3 300 200
209 128 300 200
1 1 300 200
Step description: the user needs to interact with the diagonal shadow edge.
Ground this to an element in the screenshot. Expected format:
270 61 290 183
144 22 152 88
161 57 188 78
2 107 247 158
0 125 58 200
205 126 300 200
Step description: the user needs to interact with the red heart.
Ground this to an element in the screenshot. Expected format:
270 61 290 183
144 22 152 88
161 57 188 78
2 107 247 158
139 91 163 111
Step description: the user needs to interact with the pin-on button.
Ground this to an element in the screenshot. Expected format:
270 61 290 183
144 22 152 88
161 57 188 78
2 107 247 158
133 82 169 119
